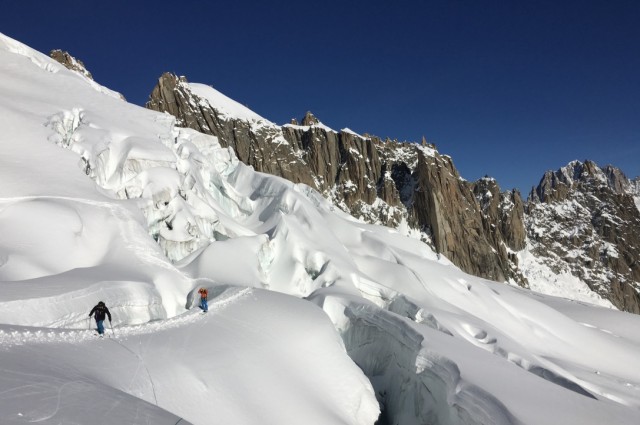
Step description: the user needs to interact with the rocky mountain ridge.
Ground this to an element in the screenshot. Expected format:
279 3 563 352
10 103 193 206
527 160 640 312
49 49 93 79
145 73 639 313
146 73 527 285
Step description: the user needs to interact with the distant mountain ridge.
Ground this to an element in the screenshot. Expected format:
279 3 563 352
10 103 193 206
145 72 640 313
527 160 640 312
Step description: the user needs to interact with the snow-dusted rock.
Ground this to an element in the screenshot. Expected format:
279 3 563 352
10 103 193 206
49 49 93 80
526 160 640 312
146 73 529 286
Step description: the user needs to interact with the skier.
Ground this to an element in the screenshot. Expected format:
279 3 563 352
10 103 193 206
89 301 112 337
198 287 208 312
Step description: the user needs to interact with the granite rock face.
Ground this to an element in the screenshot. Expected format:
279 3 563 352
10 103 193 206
471 178 527 283
527 160 640 312
146 73 316 188
146 73 397 224
145 74 526 284
49 49 93 79
50 49 126 101
145 73 640 312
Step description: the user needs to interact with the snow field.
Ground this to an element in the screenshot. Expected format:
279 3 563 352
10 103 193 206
0 288 379 425
1 32 640 425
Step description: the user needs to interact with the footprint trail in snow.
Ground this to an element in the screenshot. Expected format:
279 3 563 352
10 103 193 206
0 287 252 347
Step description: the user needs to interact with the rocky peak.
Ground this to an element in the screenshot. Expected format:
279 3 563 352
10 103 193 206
49 49 93 80
526 159 640 312
145 73 189 125
473 177 499 213
301 111 320 126
532 160 627 203
471 177 526 276
146 72 320 188
559 160 630 191
603 165 632 194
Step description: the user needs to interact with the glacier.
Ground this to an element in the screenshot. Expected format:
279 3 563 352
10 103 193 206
1 32 640 425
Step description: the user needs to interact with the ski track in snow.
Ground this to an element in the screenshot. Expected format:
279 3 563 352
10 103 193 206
0 287 253 347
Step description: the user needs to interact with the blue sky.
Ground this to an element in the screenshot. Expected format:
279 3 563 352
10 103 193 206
2 1 639 193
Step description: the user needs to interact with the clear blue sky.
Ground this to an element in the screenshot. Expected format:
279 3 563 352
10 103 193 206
2 0 639 193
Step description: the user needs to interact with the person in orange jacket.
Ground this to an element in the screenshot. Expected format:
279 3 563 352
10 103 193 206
198 287 208 312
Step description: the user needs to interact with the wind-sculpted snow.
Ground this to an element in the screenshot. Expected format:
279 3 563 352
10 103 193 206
0 288 252 425
305 217 640 423
1 288 379 425
0 33 123 100
341 304 519 425
0 33 62 74
0 194 192 323
2 32 640 425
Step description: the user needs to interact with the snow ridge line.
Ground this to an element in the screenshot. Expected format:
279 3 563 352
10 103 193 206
0 287 253 347
0 194 180 274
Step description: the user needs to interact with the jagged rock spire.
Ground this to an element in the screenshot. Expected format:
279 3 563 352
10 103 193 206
49 50 93 80
301 111 320 126
145 72 187 122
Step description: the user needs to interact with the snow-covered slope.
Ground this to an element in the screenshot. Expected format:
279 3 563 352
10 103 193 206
2 33 640 425
189 83 266 122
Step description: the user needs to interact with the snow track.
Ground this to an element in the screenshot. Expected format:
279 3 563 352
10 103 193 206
0 287 252 347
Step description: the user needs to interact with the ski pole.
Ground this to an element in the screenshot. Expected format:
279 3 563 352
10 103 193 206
110 320 115 337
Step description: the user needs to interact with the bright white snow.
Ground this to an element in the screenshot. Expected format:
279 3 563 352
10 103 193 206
1 32 640 425
189 82 266 122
